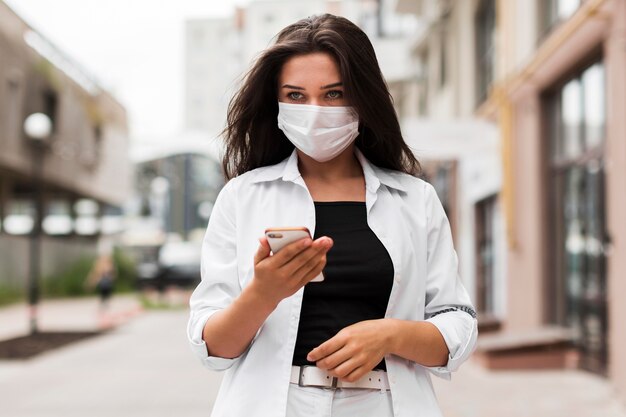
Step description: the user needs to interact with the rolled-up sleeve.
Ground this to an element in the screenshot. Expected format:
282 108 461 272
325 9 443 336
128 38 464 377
187 180 244 371
422 183 478 380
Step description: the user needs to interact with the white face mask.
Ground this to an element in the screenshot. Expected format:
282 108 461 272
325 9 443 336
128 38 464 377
277 102 360 162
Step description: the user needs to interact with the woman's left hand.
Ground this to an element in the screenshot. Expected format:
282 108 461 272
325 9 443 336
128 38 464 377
307 319 394 382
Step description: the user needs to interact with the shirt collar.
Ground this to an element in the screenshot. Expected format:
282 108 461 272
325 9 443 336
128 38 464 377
250 148 407 193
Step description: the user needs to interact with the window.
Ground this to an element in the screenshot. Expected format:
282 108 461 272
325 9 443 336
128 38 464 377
475 0 495 105
545 58 608 374
438 13 450 89
42 199 72 235
3 199 35 235
542 0 581 36
74 198 100 235
43 90 58 134
550 62 605 164
475 195 497 315
439 33 447 88
3 74 23 146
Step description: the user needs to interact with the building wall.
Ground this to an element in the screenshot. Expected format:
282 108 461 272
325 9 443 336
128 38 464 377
0 2 132 290
400 0 626 401
458 149 506 319
493 0 626 401
398 0 505 324
603 0 626 399
184 17 242 134
506 93 546 331
413 0 484 119
0 235 97 288
184 0 420 139
0 3 131 206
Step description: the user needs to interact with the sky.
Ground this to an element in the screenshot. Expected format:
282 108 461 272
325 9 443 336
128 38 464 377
4 0 250 142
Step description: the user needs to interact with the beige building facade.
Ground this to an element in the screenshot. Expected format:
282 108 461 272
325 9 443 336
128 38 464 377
490 0 626 398
398 0 626 404
396 0 506 331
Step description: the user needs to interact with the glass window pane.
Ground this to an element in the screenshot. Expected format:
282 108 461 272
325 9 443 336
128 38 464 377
561 79 583 159
43 200 73 235
74 199 99 216
582 62 605 149
558 0 581 20
548 96 562 162
75 217 100 235
563 167 585 337
3 199 35 235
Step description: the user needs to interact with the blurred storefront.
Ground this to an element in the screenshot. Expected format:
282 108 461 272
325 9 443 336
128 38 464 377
130 148 224 243
0 3 131 290
397 0 626 404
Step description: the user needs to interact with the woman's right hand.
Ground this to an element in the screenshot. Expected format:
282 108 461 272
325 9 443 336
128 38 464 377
249 235 333 306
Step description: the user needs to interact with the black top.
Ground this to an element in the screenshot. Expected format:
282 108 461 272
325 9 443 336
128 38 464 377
292 201 394 371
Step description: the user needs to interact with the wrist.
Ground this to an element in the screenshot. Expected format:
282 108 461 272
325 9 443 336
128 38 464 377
243 280 280 312
382 318 402 355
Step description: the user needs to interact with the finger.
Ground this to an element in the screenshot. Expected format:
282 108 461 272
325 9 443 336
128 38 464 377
339 364 372 383
253 237 271 264
315 236 333 250
315 344 353 371
287 242 328 279
274 236 332 272
295 256 326 286
326 357 362 379
307 334 345 363
270 237 312 267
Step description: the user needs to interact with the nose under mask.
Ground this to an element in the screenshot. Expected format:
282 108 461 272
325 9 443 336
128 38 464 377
277 102 360 162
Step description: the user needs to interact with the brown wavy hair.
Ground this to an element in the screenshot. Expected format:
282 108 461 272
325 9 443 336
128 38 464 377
221 13 421 180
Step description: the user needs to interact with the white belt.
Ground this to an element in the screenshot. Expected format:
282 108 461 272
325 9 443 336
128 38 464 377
290 365 390 390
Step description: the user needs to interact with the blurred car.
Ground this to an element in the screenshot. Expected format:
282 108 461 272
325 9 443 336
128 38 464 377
130 244 162 289
156 240 202 288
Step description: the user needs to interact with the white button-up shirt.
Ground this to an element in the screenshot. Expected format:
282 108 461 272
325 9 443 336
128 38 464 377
187 148 478 417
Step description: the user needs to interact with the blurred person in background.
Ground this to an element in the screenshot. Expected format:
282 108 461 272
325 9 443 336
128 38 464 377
187 13 477 417
86 253 116 313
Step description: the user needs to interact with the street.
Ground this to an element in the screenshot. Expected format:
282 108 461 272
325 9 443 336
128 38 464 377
0 302 221 417
1 297 625 417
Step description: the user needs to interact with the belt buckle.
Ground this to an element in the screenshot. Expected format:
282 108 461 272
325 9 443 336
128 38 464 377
298 366 339 390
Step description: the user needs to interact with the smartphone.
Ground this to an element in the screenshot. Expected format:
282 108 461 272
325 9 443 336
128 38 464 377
264 227 324 282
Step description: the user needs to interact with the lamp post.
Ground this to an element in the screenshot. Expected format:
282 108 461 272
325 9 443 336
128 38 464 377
23 112 52 335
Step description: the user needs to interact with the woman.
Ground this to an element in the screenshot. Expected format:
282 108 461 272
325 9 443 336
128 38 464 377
187 14 477 417
86 253 115 311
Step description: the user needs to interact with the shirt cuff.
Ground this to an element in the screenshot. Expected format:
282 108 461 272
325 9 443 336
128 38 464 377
187 310 241 371
423 310 478 380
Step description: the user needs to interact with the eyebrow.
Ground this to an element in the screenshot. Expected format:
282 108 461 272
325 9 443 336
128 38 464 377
281 82 343 90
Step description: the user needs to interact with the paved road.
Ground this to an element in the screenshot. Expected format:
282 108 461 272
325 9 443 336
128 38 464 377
0 309 222 417
1 300 625 417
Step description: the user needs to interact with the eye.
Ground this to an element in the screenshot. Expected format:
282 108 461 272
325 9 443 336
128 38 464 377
287 92 305 101
326 90 343 100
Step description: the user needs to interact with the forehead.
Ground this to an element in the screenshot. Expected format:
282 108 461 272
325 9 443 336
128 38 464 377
279 52 341 86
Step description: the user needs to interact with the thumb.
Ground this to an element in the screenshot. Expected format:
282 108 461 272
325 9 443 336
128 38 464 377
254 237 271 264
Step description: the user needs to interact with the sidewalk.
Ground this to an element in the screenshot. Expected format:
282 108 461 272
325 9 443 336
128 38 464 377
0 294 144 341
0 309 221 417
1 298 625 416
433 360 626 417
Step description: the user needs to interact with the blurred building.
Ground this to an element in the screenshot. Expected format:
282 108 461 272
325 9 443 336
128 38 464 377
130 147 224 242
184 1 499 321
184 0 418 140
395 0 506 332
184 16 244 134
0 3 131 289
399 0 626 404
